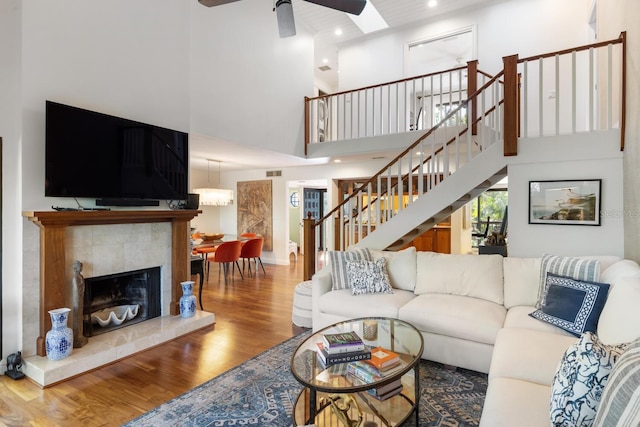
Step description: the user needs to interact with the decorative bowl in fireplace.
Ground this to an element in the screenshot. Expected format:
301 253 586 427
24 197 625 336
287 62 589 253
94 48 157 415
91 304 140 327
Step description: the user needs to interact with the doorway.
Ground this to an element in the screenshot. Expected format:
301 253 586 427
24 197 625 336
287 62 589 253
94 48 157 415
303 188 327 249
406 27 476 131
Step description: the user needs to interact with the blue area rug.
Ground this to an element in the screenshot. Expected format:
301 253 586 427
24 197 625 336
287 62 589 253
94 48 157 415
124 332 487 426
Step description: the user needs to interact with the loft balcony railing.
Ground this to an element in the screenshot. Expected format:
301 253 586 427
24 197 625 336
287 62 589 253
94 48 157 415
304 62 494 147
302 33 626 280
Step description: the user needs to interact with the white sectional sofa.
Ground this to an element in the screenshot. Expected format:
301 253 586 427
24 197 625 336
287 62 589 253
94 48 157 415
311 247 640 426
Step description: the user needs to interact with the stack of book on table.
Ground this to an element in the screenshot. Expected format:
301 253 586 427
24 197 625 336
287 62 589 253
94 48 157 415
316 331 371 366
346 348 407 401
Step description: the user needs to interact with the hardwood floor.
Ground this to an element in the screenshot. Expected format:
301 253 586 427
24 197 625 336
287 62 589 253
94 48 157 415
0 257 308 426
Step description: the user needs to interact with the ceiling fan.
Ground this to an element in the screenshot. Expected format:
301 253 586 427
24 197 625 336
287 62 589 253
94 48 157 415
197 0 367 38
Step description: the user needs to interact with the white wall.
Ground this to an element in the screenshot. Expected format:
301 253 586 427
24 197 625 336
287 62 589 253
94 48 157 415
507 131 624 257
338 0 591 90
0 0 24 362
599 0 640 262
21 0 192 211
189 0 314 158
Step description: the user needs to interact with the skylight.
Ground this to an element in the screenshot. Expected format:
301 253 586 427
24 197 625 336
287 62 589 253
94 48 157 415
347 1 388 34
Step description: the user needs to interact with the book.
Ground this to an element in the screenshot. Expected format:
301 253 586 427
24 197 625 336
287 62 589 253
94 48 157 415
321 331 365 354
366 346 400 370
347 373 403 397
369 384 403 401
316 343 371 366
347 359 407 383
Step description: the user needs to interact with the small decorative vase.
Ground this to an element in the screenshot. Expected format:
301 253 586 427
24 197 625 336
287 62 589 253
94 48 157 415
46 308 74 361
180 281 197 318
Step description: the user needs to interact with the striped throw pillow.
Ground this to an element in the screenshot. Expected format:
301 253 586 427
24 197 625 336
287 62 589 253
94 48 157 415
593 337 640 427
328 248 372 291
537 254 601 308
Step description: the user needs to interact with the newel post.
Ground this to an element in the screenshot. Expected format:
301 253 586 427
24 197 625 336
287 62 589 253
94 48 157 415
467 60 478 135
503 54 519 156
302 212 316 280
304 96 310 156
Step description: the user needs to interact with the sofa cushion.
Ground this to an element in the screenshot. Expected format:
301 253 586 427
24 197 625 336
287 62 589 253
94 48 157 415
346 258 393 295
489 328 577 385
399 294 506 345
597 274 640 345
414 252 504 305
593 336 640 427
370 246 416 291
503 257 541 308
504 306 575 337
550 332 628 427
328 248 372 291
537 254 601 307
530 273 610 337
479 377 552 427
600 259 640 285
318 288 415 319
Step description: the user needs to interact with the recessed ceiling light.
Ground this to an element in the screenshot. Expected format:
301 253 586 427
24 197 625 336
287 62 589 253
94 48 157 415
335 28 343 36
428 0 438 8
334 159 342 163
322 58 329 64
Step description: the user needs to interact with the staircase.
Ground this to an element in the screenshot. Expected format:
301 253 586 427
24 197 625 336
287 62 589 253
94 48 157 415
302 33 626 279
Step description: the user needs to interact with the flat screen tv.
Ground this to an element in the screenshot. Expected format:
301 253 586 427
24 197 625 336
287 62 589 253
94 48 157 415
45 100 189 205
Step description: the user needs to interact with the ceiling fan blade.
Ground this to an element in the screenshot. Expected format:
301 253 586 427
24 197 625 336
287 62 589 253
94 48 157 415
197 0 241 7
303 0 367 15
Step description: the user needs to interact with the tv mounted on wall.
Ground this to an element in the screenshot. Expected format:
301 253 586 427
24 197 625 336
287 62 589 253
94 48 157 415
45 100 189 206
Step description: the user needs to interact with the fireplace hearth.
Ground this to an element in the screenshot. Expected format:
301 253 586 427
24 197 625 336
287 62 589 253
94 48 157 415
85 267 161 336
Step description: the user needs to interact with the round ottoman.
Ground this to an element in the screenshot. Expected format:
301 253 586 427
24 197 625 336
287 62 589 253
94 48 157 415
292 280 313 328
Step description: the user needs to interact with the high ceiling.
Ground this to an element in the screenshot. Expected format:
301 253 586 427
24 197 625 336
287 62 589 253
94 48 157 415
295 0 495 88
191 0 498 171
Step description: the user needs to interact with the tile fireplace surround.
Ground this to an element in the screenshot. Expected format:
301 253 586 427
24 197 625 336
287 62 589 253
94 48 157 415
21 210 215 387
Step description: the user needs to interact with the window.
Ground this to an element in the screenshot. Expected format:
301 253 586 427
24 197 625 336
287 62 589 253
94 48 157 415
471 189 508 246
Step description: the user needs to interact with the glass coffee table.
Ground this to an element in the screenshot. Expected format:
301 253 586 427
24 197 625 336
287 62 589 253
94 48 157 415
290 317 424 426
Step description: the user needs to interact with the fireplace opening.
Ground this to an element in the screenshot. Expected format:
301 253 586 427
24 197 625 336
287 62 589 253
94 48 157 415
84 267 161 337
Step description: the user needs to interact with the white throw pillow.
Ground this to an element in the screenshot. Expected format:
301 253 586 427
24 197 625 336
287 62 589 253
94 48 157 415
597 274 640 345
370 246 416 291
415 252 504 304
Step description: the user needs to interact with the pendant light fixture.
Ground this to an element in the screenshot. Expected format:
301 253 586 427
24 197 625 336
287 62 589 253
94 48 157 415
193 159 234 206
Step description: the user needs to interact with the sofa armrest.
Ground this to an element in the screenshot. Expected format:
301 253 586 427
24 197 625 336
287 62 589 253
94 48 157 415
311 266 332 331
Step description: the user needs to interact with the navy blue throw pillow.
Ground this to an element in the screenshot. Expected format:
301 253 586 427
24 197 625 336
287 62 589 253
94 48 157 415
529 272 610 337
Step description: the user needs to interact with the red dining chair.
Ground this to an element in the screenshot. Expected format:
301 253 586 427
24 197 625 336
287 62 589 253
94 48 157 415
206 240 244 283
240 237 266 277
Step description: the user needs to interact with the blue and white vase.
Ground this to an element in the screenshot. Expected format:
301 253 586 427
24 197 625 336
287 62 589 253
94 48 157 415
180 281 197 318
46 308 74 361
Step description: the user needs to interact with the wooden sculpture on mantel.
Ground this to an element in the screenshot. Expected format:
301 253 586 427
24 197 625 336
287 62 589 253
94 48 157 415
71 260 89 348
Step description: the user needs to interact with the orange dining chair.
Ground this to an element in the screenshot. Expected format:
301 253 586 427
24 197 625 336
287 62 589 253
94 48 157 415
240 232 257 239
240 237 266 277
207 240 244 283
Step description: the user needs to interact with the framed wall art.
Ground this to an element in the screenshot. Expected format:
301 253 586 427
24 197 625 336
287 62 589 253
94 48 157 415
528 179 601 226
237 180 273 250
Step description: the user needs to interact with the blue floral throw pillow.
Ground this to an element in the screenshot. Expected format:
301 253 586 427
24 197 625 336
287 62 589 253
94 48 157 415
346 258 393 296
550 332 628 427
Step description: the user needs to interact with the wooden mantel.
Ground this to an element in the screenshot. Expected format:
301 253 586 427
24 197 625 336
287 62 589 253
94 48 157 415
23 209 200 357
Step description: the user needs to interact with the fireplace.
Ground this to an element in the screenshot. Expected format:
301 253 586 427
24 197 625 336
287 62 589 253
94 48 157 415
84 267 162 337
